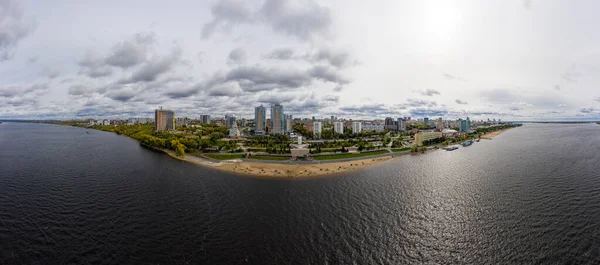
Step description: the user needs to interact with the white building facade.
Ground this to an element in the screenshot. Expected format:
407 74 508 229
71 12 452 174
352 122 362 134
334 121 344 134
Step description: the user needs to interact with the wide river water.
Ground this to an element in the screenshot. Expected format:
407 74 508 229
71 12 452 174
1 122 600 264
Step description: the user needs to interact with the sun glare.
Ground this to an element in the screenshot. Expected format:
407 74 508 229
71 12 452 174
423 2 463 42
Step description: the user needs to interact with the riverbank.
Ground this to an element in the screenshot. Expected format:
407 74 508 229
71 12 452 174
480 127 513 139
156 146 396 178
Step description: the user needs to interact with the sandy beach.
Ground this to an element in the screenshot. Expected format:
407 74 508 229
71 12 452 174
480 128 513 139
160 148 396 178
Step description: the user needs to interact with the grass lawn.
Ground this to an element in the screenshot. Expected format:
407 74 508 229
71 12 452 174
312 150 389 160
204 153 245 160
250 155 290 161
391 147 411 152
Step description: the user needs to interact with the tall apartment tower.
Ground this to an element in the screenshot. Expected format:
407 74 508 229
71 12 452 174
397 118 406 131
255 105 266 135
313 121 322 138
334 121 344 134
352 122 362 134
285 114 293 132
155 108 175 131
200 115 210 124
271 104 285 134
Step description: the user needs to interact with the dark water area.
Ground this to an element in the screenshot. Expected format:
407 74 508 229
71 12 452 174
2 122 600 264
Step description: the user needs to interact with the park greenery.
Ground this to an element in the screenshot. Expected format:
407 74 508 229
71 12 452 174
62 123 240 157
312 150 389 160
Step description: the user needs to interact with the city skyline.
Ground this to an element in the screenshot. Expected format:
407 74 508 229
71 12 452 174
2 1 600 121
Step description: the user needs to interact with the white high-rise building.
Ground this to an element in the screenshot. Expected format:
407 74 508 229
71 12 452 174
397 118 406 131
313 121 322 138
334 121 344 134
352 122 362 134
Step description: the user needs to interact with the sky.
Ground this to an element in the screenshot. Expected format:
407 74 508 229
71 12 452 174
1 0 600 120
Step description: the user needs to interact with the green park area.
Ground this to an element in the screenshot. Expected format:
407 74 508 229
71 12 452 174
312 150 389 161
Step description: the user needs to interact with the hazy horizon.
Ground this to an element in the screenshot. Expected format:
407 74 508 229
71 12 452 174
2 0 600 120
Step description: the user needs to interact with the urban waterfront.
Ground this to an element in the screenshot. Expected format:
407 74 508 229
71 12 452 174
1 122 600 264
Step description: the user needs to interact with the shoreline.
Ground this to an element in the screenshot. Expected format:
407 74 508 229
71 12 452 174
144 143 399 178
480 127 513 139
76 124 518 179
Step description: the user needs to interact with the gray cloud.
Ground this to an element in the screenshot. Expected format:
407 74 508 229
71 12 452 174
306 48 351 68
28 56 38 63
203 0 331 41
580 107 595 113
68 85 89 96
107 90 137 102
257 92 301 104
308 65 350 85
225 66 311 92
197 52 204 63
46 68 61 79
523 0 532 9
260 0 331 40
403 98 438 108
594 97 600 102
554 85 561 91
126 48 182 83
409 108 448 117
0 0 37 61
444 73 466 81
479 89 517 104
562 65 580 83
105 32 156 68
421 89 440 96
227 48 246 65
323 94 339 103
455 99 468 105
78 52 113 78
201 0 254 39
263 48 295 60
208 82 243 97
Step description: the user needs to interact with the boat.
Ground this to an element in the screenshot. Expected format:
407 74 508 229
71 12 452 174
461 140 474 147
444 146 459 151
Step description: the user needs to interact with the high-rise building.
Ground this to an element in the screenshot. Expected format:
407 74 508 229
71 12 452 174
397 118 406 131
225 114 236 128
271 104 285 134
200 115 210 124
313 121 322 138
352 122 362 134
466 117 471 131
334 121 344 134
155 108 175 131
255 105 266 135
285 114 293 132
436 117 443 129
385 117 396 131
459 119 467 132
424 117 429 123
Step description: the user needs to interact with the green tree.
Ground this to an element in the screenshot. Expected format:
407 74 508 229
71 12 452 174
176 143 185 157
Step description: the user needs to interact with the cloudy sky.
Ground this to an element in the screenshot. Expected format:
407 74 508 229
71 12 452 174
1 0 600 120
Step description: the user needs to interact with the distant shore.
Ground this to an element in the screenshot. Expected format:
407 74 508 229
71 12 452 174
480 127 513 139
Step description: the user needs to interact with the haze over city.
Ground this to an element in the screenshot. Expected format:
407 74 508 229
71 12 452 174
1 0 600 120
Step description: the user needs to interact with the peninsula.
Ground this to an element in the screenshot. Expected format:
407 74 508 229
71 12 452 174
55 113 522 178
